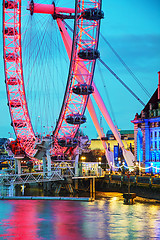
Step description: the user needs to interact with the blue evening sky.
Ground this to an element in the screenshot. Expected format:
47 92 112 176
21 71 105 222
0 0 160 139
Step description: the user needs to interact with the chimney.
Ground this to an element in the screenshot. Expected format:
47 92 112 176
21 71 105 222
158 71 160 100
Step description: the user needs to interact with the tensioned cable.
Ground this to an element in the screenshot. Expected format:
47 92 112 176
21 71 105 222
22 3 72 136
98 58 145 106
25 16 70 135
64 21 146 106
37 18 51 133
19 0 72 136
100 33 151 98
43 17 69 133
64 21 73 34
22 14 51 134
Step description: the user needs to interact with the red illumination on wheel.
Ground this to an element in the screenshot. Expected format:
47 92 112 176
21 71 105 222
3 0 102 158
3 0 36 157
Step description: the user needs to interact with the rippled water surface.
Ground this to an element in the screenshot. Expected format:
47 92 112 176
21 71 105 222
0 197 160 240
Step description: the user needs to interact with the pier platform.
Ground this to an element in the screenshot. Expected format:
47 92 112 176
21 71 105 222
0 196 93 201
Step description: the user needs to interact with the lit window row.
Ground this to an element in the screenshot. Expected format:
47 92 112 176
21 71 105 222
150 122 160 128
150 141 160 150
150 130 160 138
149 152 160 161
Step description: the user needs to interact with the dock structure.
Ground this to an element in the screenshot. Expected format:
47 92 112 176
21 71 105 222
73 176 97 199
0 160 75 186
0 171 64 185
0 196 93 201
0 170 99 199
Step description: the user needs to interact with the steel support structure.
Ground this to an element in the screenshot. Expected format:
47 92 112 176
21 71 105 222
57 12 134 166
56 17 114 166
0 171 64 186
53 0 101 155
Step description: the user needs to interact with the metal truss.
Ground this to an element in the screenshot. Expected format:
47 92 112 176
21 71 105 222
0 171 64 186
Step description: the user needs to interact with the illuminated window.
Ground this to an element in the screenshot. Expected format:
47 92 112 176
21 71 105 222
151 122 155 128
155 122 160 127
156 152 159 161
155 141 157 149
151 152 155 161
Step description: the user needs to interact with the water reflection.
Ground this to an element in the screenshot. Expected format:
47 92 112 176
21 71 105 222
0 198 160 239
52 201 84 240
0 201 40 239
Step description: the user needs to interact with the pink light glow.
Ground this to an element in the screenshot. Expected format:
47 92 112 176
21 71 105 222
30 3 75 15
1 200 40 239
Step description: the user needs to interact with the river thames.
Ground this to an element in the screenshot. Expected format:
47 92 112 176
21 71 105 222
0 193 160 240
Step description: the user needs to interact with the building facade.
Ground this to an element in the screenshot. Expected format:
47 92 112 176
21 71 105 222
90 130 134 166
132 72 160 172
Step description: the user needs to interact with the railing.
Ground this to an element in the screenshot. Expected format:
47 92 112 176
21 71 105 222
0 156 14 160
52 161 75 176
0 159 76 186
0 171 65 186
104 174 160 187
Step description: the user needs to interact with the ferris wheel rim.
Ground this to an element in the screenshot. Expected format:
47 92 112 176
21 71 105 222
3 0 102 158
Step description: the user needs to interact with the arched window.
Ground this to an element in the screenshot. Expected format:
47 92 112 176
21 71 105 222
137 130 143 162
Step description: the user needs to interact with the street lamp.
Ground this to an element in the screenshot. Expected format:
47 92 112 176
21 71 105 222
98 157 102 163
81 156 86 161
118 157 121 166
139 159 141 175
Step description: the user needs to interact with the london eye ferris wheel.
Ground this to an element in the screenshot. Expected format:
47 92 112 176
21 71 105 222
3 0 104 158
